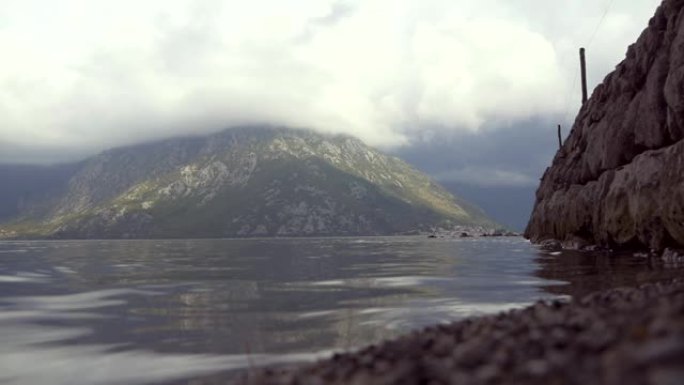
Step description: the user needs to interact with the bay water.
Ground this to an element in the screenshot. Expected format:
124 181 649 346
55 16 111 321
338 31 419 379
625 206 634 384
0 236 678 385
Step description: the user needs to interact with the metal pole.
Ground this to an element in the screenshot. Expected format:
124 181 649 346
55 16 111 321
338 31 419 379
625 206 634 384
557 124 562 149
580 47 588 104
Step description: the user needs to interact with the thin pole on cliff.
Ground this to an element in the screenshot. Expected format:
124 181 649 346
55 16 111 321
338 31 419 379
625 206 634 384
580 47 588 104
557 124 562 150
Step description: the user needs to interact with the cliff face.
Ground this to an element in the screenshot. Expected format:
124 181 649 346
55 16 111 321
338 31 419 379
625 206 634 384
525 0 684 251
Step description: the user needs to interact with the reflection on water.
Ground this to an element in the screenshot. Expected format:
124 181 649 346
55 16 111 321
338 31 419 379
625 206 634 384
0 237 680 385
535 248 684 299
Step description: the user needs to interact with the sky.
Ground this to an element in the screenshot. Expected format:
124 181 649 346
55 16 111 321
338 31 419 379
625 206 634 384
0 0 663 192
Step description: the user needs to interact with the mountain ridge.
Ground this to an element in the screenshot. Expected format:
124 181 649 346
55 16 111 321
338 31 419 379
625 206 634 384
0 126 498 239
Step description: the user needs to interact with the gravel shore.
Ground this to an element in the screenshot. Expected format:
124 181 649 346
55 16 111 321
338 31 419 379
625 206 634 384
235 279 684 385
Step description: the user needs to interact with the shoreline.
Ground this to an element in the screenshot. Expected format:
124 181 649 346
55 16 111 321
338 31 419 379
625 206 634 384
234 278 684 385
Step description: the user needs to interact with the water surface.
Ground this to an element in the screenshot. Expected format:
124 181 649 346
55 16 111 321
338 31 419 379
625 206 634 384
0 236 679 385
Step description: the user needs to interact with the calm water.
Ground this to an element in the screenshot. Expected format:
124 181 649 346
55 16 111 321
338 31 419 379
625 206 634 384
0 236 680 385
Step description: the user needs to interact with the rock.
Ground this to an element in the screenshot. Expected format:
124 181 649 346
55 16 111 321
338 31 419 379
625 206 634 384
562 235 591 250
525 0 684 252
539 239 562 251
661 248 684 263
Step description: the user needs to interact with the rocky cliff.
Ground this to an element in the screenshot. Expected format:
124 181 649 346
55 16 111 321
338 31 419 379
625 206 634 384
525 0 684 251
0 127 496 239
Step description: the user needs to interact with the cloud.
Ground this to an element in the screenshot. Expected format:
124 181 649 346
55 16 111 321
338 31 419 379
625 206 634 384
392 116 560 186
0 0 662 162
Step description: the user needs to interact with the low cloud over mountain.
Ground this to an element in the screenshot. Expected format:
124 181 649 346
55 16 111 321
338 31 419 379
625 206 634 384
0 0 660 163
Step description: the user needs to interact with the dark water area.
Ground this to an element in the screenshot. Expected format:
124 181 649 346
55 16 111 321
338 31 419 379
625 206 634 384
0 237 681 385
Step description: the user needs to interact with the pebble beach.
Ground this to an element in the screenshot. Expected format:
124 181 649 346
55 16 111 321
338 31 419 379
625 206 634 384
236 278 684 385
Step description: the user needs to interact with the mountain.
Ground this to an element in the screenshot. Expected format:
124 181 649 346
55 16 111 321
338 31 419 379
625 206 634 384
0 127 497 239
440 183 535 232
0 163 80 222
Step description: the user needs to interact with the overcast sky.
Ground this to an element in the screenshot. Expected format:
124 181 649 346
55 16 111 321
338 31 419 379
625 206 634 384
0 0 662 187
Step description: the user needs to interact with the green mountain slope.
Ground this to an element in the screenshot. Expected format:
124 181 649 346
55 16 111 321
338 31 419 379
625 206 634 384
0 127 497 238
